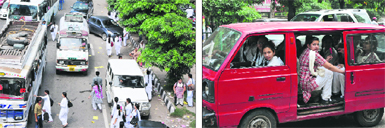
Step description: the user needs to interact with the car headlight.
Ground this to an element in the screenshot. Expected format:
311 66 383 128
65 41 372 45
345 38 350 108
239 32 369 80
58 60 64 64
80 61 86 65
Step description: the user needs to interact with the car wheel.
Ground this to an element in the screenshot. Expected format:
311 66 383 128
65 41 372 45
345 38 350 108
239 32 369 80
354 108 384 127
56 70 60 75
239 109 277 128
102 33 107 41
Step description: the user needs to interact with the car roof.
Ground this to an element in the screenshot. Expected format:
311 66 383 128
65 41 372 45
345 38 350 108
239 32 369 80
222 22 384 34
90 16 111 21
108 59 144 76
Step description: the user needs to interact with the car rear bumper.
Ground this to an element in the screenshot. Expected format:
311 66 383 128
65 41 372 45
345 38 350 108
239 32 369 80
56 65 88 72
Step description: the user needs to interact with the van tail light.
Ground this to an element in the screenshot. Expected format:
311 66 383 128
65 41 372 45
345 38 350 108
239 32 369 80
22 105 27 108
86 61 88 65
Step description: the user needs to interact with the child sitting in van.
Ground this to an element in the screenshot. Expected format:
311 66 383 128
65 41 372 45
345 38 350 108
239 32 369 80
261 41 284 66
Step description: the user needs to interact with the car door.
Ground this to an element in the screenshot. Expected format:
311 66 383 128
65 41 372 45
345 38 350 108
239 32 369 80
343 30 385 113
105 63 114 103
88 17 95 32
217 33 292 124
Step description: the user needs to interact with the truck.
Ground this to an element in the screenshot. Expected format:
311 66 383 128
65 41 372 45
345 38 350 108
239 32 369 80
0 21 48 128
6 0 58 24
56 26 90 75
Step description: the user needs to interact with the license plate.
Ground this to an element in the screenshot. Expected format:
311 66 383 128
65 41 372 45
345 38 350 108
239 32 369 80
68 65 76 71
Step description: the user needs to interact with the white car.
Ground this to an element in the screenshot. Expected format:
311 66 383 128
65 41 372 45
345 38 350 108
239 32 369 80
291 9 372 24
105 59 151 117
0 1 8 19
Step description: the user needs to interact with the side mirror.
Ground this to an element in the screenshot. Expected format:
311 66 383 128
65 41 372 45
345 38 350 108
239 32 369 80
56 43 60 49
109 82 112 85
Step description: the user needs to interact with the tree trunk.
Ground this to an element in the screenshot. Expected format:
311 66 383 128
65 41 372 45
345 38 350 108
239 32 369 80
287 0 296 21
339 0 345 9
269 1 276 18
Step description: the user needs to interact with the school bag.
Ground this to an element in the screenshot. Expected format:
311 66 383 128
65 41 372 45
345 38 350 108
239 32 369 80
50 97 54 106
67 98 73 108
43 112 49 121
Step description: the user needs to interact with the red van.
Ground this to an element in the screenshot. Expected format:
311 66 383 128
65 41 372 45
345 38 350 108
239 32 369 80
202 22 385 127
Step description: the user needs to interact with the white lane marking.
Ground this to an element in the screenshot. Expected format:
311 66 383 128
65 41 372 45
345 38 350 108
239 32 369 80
90 43 95 56
102 104 109 128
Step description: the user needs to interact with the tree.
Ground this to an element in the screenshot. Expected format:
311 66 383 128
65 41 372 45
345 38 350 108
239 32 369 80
139 13 195 90
115 0 191 33
270 0 277 18
203 0 261 30
279 0 331 20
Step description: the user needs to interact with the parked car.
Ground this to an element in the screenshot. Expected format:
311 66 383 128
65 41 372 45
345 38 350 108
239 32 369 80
87 16 123 40
138 120 169 128
70 0 93 19
253 18 288 22
291 9 371 24
0 1 8 19
105 59 151 118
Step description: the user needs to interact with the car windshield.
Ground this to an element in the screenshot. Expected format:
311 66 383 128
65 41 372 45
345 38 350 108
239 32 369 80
9 4 37 20
203 27 241 71
102 19 118 27
2 2 8 9
0 78 26 100
291 14 321 21
73 2 88 10
113 75 144 88
59 38 87 50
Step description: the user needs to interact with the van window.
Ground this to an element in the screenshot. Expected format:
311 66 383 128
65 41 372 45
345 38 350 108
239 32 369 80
336 13 354 22
202 27 242 71
230 34 285 68
113 75 144 88
347 33 385 65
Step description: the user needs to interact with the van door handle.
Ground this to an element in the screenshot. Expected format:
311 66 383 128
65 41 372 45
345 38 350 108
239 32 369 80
350 72 354 84
277 77 285 81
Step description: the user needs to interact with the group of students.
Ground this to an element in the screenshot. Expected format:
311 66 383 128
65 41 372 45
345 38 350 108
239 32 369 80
110 97 141 128
173 74 195 107
298 34 381 104
34 91 71 128
243 36 285 67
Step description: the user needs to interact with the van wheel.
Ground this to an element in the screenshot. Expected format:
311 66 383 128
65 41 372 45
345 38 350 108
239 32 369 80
239 110 276 128
354 108 384 127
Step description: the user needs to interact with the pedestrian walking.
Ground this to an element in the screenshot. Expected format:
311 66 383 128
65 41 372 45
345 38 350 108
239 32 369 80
106 35 113 57
115 35 122 56
114 12 119 22
111 104 124 128
126 103 141 128
59 92 69 127
124 98 133 127
186 74 195 107
123 28 129 46
50 22 58 41
144 69 153 101
111 97 119 118
173 78 186 107
92 71 103 88
139 40 145 50
59 0 64 10
88 81 103 112
34 90 53 122
34 97 43 128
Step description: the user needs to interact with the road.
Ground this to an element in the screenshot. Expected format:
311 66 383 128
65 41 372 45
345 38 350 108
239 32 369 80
0 0 187 127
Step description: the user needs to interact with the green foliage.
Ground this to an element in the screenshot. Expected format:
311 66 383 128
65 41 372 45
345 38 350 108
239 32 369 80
115 0 191 33
280 0 332 14
344 0 385 18
170 107 195 118
203 0 261 30
190 120 196 128
139 13 195 90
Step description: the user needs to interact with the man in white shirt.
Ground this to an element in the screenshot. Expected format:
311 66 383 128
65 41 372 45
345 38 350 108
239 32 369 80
50 22 58 41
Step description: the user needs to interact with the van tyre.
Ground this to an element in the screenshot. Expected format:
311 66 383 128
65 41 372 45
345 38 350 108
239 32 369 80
354 108 384 127
239 110 276 128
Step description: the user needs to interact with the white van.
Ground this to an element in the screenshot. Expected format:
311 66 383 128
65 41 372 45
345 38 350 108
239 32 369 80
105 59 151 117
